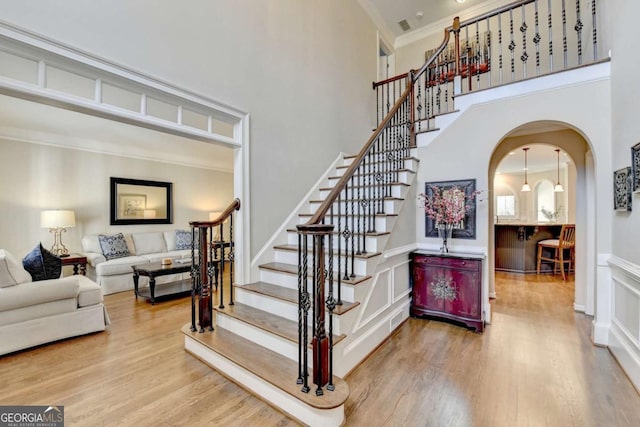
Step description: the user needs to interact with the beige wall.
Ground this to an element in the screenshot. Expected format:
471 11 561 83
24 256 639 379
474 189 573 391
0 138 233 257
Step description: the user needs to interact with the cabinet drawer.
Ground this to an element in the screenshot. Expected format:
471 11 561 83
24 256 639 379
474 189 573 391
412 255 480 271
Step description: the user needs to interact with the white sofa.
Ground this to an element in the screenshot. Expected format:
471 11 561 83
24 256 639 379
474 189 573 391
0 250 109 356
82 231 193 295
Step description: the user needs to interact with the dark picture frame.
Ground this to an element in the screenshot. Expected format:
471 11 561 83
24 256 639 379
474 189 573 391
613 167 632 212
110 177 173 225
632 142 640 193
424 179 477 239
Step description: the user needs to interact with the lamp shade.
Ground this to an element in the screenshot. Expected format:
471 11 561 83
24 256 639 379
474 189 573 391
41 210 76 229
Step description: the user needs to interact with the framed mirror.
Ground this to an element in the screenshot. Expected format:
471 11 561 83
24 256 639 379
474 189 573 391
110 177 173 225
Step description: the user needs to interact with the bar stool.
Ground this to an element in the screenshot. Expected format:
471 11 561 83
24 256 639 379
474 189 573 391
536 224 576 280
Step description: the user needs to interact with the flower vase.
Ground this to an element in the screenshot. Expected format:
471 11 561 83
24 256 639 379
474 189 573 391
437 224 453 253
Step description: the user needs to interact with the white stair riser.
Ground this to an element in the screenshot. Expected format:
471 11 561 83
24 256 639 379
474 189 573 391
319 185 405 200
234 288 348 335
216 313 344 365
297 215 390 232
307 199 401 216
216 313 298 361
274 250 375 276
327 170 413 185
258 269 357 303
286 233 382 252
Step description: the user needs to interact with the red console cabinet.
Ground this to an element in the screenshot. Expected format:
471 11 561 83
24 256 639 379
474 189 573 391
410 251 484 332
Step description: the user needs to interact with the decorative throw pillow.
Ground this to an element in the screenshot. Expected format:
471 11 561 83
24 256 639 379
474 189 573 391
98 233 130 260
22 243 62 282
175 229 194 250
1 249 33 287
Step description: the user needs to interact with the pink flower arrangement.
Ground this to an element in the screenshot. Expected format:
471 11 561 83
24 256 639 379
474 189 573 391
419 185 478 226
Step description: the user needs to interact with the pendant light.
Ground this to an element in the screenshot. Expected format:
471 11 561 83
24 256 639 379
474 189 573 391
554 148 564 192
521 147 531 192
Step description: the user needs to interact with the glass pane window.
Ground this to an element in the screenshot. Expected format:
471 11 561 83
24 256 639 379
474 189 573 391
496 195 515 216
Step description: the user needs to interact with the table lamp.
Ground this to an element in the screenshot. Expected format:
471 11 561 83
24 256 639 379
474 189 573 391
41 210 76 257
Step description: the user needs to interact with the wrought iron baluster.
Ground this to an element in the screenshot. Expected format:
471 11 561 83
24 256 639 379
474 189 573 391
592 0 597 61
548 0 554 71
228 215 235 305
509 9 516 81
356 162 362 256
498 12 503 84
375 85 380 127
349 175 355 278
337 193 343 305
475 21 481 89
520 5 528 79
534 0 541 75
326 231 335 392
562 0 568 68
575 0 583 65
484 18 492 88
217 223 225 309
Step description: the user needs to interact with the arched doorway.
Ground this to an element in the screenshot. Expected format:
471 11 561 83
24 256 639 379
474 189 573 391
488 121 595 315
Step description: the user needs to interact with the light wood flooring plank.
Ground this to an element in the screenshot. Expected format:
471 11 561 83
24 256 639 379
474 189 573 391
1 273 640 426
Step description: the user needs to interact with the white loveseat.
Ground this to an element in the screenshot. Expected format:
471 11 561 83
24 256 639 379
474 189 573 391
0 250 109 356
82 231 193 295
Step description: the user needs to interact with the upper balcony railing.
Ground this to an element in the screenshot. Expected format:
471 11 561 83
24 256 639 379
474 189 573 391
374 0 600 134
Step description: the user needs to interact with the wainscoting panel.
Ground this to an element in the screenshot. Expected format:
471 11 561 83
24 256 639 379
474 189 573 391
608 256 640 391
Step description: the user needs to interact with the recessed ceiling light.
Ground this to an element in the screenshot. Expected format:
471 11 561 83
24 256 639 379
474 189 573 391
456 0 466 3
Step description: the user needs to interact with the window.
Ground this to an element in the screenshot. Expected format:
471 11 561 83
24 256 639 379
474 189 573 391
537 181 555 222
496 195 516 216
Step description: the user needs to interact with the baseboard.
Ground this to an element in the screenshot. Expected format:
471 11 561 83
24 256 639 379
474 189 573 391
573 303 586 312
609 322 640 392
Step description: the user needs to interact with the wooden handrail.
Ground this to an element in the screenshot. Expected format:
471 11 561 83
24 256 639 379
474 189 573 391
190 198 241 228
297 83 412 231
372 72 408 89
458 0 535 27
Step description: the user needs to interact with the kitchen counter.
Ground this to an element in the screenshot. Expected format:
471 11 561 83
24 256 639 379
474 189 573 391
494 223 572 273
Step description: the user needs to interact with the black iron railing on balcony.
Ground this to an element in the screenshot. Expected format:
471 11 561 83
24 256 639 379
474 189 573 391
374 0 599 133
189 198 240 333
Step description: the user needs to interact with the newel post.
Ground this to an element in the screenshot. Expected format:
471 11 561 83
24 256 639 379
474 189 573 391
452 16 462 95
409 69 416 147
296 223 334 396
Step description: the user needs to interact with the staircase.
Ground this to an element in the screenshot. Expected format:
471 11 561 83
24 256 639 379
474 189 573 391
183 1 603 425
183 149 418 426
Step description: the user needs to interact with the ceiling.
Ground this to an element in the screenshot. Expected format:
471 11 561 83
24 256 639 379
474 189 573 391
363 0 497 41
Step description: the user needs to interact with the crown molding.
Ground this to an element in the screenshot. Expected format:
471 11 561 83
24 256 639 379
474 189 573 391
357 0 396 50
394 0 511 49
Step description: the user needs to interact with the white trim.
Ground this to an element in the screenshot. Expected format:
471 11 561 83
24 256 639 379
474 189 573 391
394 0 512 48
573 304 586 312
608 255 640 279
357 0 395 50
383 243 418 259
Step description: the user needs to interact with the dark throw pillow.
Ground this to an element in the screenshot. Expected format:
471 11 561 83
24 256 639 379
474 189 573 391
98 233 130 260
22 243 62 281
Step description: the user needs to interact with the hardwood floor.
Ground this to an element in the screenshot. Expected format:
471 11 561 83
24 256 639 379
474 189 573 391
1 273 639 426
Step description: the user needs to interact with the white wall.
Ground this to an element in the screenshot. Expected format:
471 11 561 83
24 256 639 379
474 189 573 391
415 75 611 314
0 0 380 260
0 138 233 257
610 0 640 264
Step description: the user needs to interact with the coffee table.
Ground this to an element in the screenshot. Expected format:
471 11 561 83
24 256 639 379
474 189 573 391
132 260 193 304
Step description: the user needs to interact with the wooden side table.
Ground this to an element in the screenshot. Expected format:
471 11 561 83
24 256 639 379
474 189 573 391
61 254 87 276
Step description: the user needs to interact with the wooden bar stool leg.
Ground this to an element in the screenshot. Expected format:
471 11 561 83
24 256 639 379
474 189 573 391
537 245 542 274
559 247 566 281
